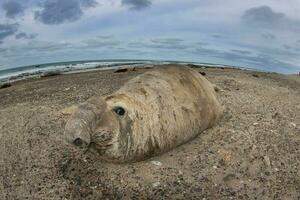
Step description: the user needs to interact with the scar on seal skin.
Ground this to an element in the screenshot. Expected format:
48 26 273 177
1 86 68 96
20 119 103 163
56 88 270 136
64 65 223 163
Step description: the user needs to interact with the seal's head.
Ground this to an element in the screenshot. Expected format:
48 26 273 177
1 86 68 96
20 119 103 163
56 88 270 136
64 96 133 161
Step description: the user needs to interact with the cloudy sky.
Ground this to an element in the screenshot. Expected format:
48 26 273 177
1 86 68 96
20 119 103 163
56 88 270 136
0 0 300 73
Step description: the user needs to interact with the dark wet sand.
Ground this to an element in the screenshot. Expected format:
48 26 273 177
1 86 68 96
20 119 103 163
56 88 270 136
0 65 299 199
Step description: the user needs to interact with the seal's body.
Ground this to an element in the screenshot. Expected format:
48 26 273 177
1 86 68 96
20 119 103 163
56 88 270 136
64 65 223 162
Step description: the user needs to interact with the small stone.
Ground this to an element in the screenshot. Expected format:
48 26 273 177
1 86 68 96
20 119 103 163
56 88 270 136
213 165 218 169
264 156 271 167
64 87 70 91
253 122 259 126
152 182 160 187
290 122 296 127
151 161 162 166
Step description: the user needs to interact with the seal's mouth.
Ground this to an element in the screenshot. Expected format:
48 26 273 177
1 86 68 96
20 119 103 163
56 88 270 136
85 141 112 155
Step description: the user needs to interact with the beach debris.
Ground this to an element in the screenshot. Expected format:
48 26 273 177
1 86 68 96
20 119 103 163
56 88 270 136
252 74 259 78
0 82 12 89
144 65 154 69
151 161 162 166
114 68 128 73
199 71 206 76
187 64 199 68
41 71 61 77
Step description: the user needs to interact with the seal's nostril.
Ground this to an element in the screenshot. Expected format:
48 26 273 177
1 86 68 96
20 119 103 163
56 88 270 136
73 138 83 146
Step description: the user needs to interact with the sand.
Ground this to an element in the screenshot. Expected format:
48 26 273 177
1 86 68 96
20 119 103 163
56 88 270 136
0 65 299 199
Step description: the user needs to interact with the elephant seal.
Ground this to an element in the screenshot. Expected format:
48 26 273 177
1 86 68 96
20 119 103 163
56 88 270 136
64 65 223 162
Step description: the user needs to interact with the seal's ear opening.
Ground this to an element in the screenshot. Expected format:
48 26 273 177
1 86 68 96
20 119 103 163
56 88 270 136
113 106 126 116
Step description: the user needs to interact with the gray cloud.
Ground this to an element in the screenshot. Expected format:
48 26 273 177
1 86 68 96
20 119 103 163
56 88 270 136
194 45 297 73
261 33 276 40
122 0 152 10
35 0 98 25
282 44 300 52
231 49 251 55
81 38 120 48
194 46 299 73
196 42 208 46
15 32 38 40
35 0 82 25
79 0 98 8
151 38 184 45
283 44 292 50
242 6 300 32
19 41 73 52
2 1 24 19
0 23 19 41
97 35 114 40
129 38 188 50
211 34 223 39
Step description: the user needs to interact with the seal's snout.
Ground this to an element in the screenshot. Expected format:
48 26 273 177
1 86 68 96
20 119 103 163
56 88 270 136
64 118 92 148
64 97 107 149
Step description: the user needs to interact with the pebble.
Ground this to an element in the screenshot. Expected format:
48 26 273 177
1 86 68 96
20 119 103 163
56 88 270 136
152 182 160 187
253 122 259 126
264 156 271 167
290 122 296 127
151 161 162 166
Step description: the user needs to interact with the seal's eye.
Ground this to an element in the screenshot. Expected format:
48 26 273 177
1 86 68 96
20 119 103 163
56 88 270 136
113 106 126 116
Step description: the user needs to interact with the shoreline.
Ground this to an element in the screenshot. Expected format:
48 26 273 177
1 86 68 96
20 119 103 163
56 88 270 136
0 61 286 87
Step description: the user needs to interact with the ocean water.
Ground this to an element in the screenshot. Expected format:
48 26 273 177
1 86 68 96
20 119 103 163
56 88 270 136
0 59 234 83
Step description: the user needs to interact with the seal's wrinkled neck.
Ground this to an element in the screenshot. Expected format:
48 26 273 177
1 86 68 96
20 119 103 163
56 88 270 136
64 97 107 148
